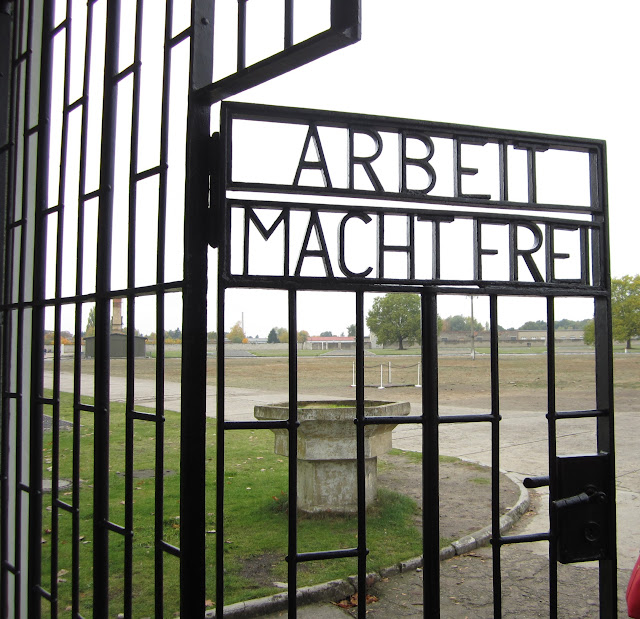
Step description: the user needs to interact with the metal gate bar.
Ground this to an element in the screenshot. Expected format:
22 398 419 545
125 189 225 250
420 291 439 616
489 294 502 617
546 298 559 617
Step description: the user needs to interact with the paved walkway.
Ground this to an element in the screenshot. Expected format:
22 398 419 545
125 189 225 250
46 371 639 615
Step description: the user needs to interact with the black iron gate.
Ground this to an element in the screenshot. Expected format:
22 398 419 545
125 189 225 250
0 1 616 618
216 102 617 617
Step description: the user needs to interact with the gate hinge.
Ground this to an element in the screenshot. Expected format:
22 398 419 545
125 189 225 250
207 131 222 249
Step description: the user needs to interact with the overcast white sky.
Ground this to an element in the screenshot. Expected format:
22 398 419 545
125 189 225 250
209 0 640 337
47 0 640 338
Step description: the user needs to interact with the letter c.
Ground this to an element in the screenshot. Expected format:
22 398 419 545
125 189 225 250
339 213 373 277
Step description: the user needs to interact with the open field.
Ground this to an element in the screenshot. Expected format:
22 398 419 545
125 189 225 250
53 352 640 414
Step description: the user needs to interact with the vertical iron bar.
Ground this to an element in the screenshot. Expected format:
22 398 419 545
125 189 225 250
284 0 294 48
355 291 367 619
180 2 213 615
50 1 70 608
237 0 247 71
124 3 145 615
489 295 501 617
498 142 508 201
93 1 122 614
215 285 225 617
29 2 55 615
591 147 617 618
546 298 558 619
0 1 14 614
421 291 439 618
287 289 298 617
15 1 35 612
72 0 95 613
155 2 173 613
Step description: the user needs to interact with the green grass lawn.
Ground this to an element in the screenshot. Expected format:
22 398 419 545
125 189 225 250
42 393 425 616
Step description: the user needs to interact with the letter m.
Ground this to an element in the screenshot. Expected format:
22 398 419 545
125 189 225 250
244 208 290 276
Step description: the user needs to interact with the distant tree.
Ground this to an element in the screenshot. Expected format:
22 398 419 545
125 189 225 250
583 320 595 346
554 318 592 330
85 305 96 337
277 327 289 343
519 320 547 330
347 324 356 337
207 331 217 341
228 322 246 343
166 327 182 340
444 315 484 332
320 331 333 337
611 275 640 349
366 293 421 350
297 330 309 343
267 328 279 343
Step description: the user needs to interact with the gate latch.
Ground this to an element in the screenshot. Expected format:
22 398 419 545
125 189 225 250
554 454 611 564
524 453 611 564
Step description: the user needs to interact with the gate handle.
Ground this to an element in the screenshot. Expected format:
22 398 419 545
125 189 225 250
523 475 550 488
553 487 606 511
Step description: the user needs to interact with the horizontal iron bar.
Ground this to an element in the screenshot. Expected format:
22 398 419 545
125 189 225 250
160 541 181 558
0 280 186 312
223 420 294 430
523 476 550 489
131 411 162 423
225 101 604 152
83 189 100 201
170 26 191 47
105 521 130 537
135 164 165 181
361 415 424 425
38 397 55 406
2 561 16 574
43 204 61 216
18 483 29 493
76 404 95 413
553 409 608 419
36 586 52 602
52 18 68 35
500 532 550 545
439 414 497 424
222 276 608 298
54 499 74 513
290 547 362 563
228 198 601 228
114 62 138 82
67 95 85 112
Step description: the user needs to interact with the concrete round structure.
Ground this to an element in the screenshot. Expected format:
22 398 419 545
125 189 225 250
254 400 411 514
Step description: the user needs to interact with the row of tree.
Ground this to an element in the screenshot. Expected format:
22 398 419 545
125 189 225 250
79 276 640 349
365 276 640 349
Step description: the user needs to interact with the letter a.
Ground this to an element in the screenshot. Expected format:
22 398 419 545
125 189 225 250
293 124 333 188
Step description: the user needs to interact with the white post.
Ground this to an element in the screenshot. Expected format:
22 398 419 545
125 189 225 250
378 364 385 389
388 361 392 384
470 295 476 360
416 362 422 388
351 361 356 387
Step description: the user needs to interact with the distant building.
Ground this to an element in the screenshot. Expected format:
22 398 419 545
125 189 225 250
303 336 372 350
